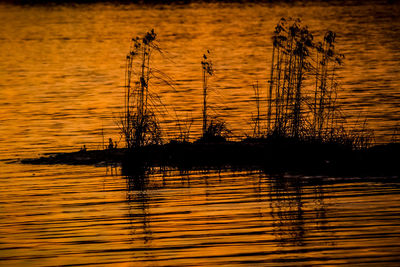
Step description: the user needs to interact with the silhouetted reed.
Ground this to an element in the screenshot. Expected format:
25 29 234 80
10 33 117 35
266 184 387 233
198 50 230 143
122 29 162 149
251 82 264 138
198 117 229 143
21 25 399 177
174 112 194 143
265 18 371 150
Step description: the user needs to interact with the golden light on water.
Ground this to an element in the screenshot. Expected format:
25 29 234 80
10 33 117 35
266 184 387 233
1 3 399 157
0 1 400 266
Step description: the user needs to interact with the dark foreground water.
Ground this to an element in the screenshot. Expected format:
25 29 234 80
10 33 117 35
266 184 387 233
0 1 400 266
1 166 400 266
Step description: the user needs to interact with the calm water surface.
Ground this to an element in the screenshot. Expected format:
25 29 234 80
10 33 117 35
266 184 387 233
1 166 400 266
0 1 400 266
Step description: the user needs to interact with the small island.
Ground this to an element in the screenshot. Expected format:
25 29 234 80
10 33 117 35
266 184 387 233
21 20 399 177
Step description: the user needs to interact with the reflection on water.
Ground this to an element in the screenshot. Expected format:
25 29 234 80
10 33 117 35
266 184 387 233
1 1 400 266
111 169 400 266
269 175 307 247
126 180 153 247
269 174 329 248
1 163 400 265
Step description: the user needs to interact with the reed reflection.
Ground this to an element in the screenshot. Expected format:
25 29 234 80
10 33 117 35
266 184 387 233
121 167 336 258
125 170 153 246
268 174 329 247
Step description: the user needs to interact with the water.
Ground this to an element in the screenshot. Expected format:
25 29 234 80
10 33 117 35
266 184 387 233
0 1 400 266
1 166 400 266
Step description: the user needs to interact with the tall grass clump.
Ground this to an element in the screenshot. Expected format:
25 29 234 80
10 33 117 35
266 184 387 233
312 30 344 141
265 18 371 149
267 18 314 138
122 29 162 149
174 112 194 143
201 51 214 138
199 51 230 142
250 82 265 138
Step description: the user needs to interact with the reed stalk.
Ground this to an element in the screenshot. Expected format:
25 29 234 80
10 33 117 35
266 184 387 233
201 51 214 138
123 29 161 149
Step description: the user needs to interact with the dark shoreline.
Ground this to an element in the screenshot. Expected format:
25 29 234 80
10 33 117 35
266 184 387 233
21 139 399 177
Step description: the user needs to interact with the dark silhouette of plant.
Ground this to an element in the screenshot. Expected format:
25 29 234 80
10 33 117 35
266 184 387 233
251 82 263 138
264 18 371 148
313 30 344 140
267 18 314 138
122 29 162 149
201 50 214 138
200 118 229 143
174 112 194 143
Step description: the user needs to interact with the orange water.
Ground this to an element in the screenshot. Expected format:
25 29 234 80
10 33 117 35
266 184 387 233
0 1 399 161
0 1 400 266
1 166 400 266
